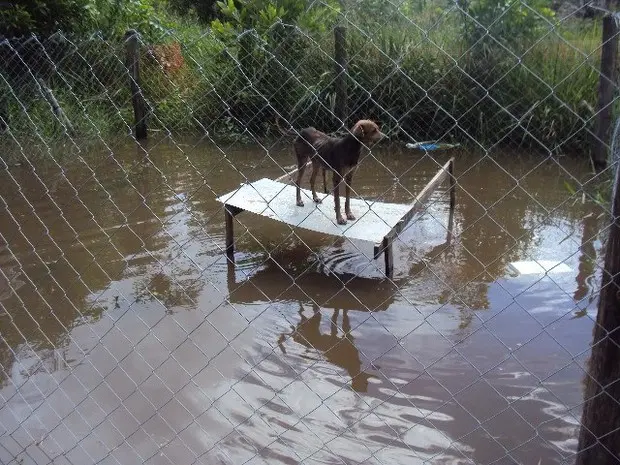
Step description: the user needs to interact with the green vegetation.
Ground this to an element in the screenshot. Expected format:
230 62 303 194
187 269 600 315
0 0 608 157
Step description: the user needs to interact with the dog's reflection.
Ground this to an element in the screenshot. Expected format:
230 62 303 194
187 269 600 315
278 302 373 393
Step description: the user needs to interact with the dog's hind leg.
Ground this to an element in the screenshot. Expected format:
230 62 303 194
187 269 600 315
294 147 308 207
333 172 346 225
295 157 307 207
344 172 355 221
310 163 322 203
322 168 328 194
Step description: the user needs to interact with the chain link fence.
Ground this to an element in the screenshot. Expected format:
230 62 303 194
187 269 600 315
0 0 619 464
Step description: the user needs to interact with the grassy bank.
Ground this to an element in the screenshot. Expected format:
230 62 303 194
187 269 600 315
0 8 606 159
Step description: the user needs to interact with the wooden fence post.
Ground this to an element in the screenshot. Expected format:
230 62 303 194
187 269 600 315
576 160 620 464
334 3 348 128
125 29 147 140
592 15 618 172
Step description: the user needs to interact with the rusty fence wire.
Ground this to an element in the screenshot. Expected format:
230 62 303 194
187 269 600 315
0 0 619 464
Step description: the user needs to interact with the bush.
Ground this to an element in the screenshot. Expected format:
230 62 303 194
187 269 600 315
461 0 556 53
0 0 169 41
1 0 605 158
0 0 94 36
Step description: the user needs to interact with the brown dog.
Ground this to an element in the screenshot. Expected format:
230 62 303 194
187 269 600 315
293 120 385 225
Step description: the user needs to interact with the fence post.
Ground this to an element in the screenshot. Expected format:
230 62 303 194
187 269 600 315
576 161 620 464
592 14 618 172
334 2 348 128
125 29 148 140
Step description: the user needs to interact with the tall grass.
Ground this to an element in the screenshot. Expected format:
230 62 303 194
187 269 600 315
141 13 604 155
1 12 606 157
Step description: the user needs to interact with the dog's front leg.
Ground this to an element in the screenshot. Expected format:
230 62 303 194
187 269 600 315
344 172 355 221
333 172 346 225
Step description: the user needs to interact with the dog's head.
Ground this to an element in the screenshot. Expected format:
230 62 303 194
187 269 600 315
351 120 385 145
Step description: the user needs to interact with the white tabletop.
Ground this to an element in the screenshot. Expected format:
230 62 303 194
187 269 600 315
217 178 413 243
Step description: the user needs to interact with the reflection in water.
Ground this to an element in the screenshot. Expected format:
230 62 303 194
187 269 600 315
278 304 374 392
231 220 454 393
0 141 601 465
574 206 601 306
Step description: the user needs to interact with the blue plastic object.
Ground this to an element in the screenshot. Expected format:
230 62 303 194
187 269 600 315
405 141 460 151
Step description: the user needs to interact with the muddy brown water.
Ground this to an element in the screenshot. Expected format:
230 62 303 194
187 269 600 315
0 138 602 465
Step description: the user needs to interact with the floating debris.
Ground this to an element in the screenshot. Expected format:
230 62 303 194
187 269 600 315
406 141 460 151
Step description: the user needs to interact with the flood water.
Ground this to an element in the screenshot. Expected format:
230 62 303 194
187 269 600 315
0 138 602 465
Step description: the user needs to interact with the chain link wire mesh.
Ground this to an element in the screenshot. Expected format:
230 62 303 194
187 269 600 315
0 0 619 464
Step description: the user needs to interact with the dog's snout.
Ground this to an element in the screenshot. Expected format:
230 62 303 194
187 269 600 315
371 130 386 143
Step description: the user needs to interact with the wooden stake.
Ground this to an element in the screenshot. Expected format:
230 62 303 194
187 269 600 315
592 15 618 172
125 29 147 140
334 25 348 127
